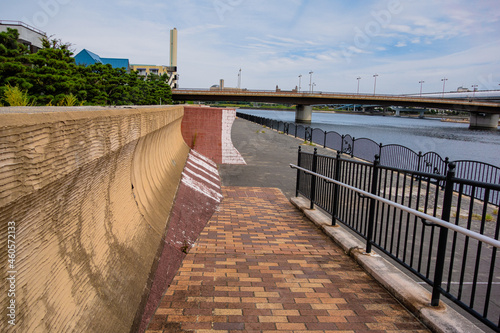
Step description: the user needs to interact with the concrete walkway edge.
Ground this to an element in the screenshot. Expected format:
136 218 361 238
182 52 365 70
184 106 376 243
290 196 485 333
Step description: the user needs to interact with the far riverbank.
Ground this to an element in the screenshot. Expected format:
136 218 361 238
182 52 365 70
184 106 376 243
238 109 500 166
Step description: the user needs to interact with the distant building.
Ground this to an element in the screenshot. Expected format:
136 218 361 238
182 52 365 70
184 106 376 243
457 86 471 92
72 27 179 88
0 20 46 53
130 64 178 87
210 79 247 91
74 49 130 71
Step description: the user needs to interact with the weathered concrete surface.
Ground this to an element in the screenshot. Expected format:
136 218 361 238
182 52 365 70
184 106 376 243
138 150 223 333
291 197 485 333
0 106 190 332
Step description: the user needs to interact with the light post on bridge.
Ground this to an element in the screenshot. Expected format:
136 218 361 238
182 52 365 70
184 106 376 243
355 77 361 112
312 82 316 93
309 71 313 93
237 68 241 89
373 74 379 95
472 84 478 100
419 80 425 97
298 75 302 93
441 78 448 98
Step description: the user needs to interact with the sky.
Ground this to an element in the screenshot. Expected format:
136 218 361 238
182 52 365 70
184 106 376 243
2 0 500 94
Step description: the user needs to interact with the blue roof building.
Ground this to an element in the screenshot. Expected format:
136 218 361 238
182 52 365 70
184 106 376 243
74 49 130 71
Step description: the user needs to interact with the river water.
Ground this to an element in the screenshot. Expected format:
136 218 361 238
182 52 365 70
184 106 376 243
238 109 500 167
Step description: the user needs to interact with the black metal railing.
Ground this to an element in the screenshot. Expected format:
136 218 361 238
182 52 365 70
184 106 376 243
292 148 500 332
238 112 500 206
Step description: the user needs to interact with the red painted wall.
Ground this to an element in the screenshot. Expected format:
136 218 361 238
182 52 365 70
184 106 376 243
181 106 245 165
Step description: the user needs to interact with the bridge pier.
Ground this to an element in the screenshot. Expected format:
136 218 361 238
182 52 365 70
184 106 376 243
469 113 499 130
418 110 425 119
295 104 312 123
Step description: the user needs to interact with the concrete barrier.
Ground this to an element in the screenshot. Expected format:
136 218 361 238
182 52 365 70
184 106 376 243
181 106 245 165
0 106 193 332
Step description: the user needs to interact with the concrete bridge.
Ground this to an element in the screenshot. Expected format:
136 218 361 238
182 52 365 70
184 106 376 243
172 89 500 129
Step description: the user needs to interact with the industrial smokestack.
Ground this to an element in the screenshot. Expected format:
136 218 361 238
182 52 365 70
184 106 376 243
170 28 178 68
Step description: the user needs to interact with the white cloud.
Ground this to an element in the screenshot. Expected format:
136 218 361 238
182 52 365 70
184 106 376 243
1 0 499 92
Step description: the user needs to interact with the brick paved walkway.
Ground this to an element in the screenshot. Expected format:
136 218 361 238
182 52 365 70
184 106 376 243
147 187 429 332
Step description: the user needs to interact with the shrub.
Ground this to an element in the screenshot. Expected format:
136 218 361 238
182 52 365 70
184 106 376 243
3 85 32 106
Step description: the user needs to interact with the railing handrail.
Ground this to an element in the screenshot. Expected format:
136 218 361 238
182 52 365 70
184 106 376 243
290 163 500 249
0 20 46 36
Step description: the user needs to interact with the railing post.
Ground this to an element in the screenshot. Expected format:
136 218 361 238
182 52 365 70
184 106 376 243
323 130 327 148
378 143 383 162
366 154 380 253
431 162 455 306
310 148 318 209
295 146 302 197
331 151 342 226
351 137 355 158
417 151 422 172
341 135 344 153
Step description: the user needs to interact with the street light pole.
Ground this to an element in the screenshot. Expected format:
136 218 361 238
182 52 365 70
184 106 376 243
298 75 302 93
419 80 425 97
357 77 361 94
373 74 379 95
441 78 448 98
309 71 313 93
312 82 316 93
238 68 241 89
472 84 478 99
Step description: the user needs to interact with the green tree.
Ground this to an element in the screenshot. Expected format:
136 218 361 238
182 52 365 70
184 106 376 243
0 29 173 106
0 28 32 103
25 37 84 105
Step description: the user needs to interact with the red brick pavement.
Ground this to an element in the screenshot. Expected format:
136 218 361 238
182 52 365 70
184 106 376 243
146 187 429 332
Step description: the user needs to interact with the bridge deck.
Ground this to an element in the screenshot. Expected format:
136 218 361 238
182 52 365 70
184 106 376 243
172 89 500 113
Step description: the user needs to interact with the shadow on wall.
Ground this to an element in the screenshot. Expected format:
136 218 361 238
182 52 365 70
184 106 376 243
0 105 245 333
0 106 188 332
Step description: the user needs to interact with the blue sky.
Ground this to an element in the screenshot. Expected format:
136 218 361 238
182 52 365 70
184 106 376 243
2 0 500 94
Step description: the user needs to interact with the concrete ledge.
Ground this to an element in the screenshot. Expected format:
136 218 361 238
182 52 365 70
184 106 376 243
290 196 484 333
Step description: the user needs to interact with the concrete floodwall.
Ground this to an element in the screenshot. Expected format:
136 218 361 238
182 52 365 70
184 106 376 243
181 106 245 165
0 106 190 332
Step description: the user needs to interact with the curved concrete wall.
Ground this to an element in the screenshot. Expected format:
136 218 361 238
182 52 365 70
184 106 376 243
0 106 190 332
